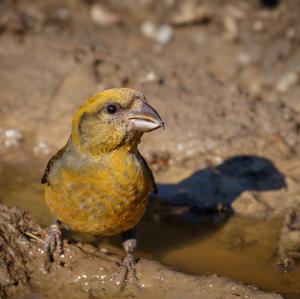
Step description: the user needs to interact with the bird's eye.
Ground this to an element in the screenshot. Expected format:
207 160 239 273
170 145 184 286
106 104 118 114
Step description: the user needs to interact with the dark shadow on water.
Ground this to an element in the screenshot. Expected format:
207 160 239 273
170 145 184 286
154 155 286 223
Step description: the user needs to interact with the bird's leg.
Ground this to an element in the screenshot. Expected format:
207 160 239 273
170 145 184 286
44 220 63 256
112 227 139 289
122 226 137 269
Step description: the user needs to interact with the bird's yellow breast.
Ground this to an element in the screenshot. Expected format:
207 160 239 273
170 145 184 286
45 149 150 236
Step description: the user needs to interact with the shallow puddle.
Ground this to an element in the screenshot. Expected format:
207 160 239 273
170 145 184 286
1 167 300 299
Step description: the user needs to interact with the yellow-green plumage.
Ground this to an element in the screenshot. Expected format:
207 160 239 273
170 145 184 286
43 88 161 237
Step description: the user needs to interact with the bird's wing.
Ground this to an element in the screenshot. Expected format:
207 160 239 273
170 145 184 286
41 145 67 185
139 154 157 194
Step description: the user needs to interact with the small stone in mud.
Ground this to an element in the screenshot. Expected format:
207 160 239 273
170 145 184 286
237 52 252 65
1 129 23 148
33 140 50 155
90 4 121 27
156 25 173 44
276 72 298 93
223 16 239 41
141 22 173 44
170 2 213 27
253 20 264 32
140 71 157 83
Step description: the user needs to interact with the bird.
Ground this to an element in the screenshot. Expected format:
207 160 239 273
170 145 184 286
41 87 164 270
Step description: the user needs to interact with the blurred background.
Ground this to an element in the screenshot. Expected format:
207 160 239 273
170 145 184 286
1 0 300 297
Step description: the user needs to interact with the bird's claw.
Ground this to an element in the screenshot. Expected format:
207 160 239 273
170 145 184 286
112 254 139 290
44 222 63 256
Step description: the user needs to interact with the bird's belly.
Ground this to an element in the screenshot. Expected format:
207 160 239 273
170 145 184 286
45 170 149 236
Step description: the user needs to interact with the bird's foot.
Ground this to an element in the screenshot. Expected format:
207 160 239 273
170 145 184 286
112 253 139 290
111 228 139 290
44 222 63 256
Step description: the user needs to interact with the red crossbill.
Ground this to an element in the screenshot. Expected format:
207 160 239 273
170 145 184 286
41 88 164 269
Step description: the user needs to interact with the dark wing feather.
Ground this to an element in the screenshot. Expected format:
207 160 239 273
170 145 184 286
139 154 157 194
41 146 66 185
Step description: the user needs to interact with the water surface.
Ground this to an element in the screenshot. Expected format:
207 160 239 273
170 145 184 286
1 166 299 298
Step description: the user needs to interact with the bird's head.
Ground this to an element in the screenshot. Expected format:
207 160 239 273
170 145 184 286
72 88 164 155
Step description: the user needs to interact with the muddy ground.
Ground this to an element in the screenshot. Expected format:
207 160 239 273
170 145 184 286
1 0 300 298
0 204 283 299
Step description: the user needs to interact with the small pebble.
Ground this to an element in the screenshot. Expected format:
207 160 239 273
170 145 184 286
141 22 173 44
223 16 238 41
100 247 108 253
156 25 174 44
90 4 121 26
146 71 157 81
176 143 184 151
3 129 23 147
237 52 252 65
34 140 50 155
276 72 299 93
140 71 157 83
171 2 212 26
141 21 156 39
253 20 264 32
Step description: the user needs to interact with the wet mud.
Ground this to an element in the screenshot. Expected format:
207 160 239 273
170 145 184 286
0 204 283 299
